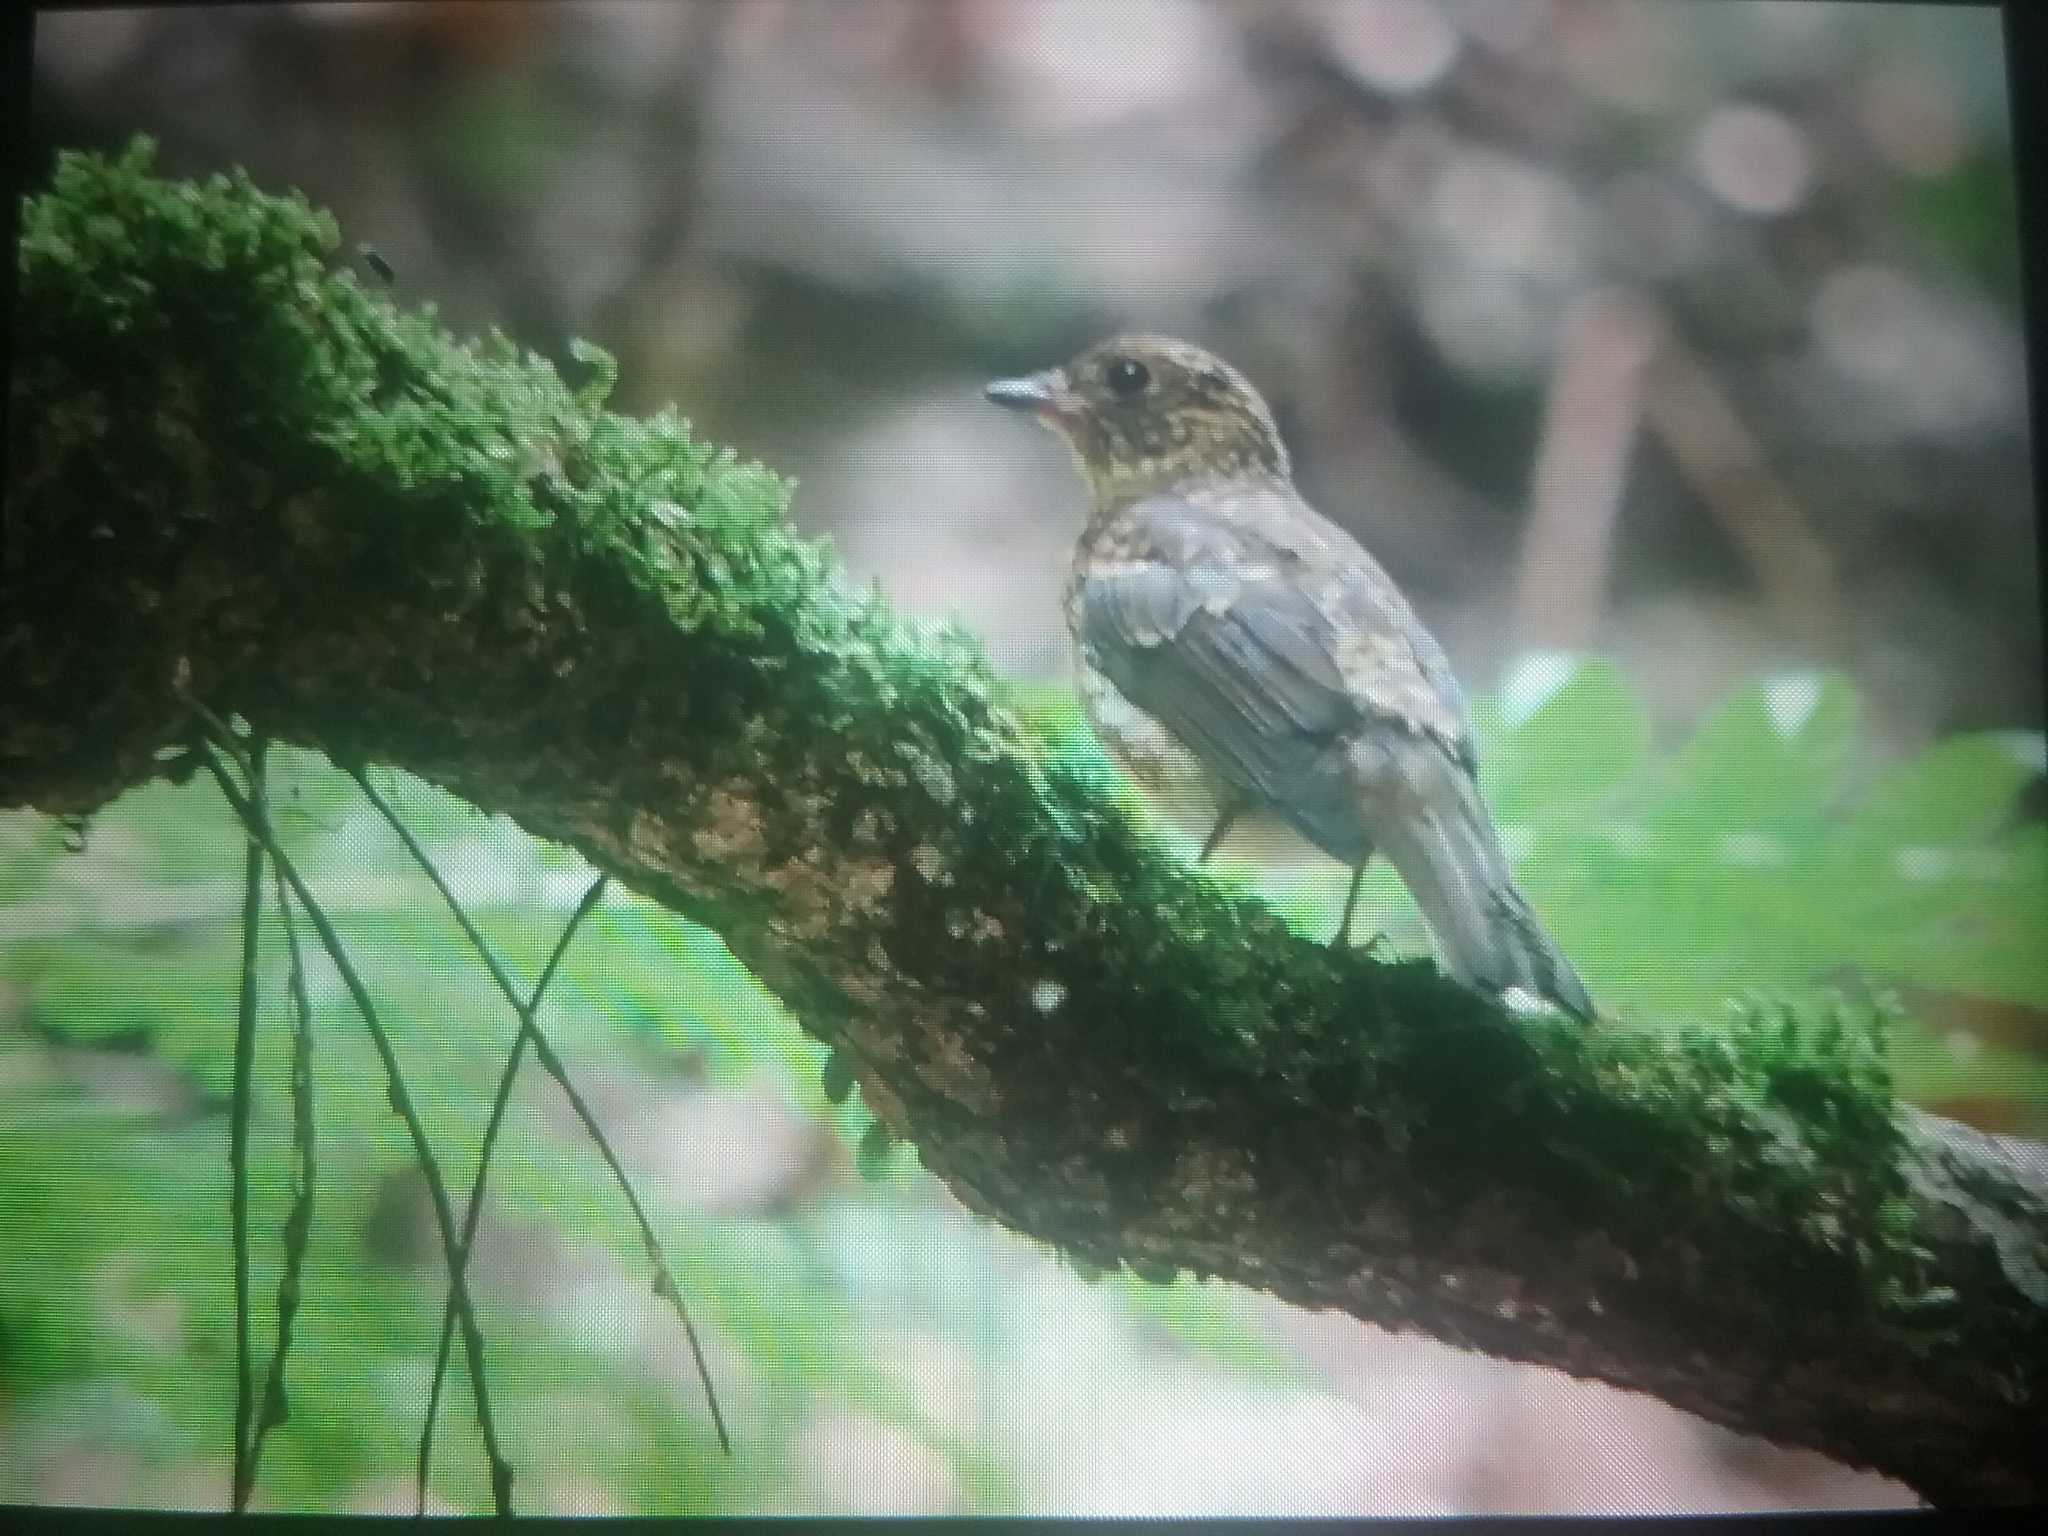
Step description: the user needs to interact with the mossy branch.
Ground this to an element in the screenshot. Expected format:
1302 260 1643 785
5 144 2045 1507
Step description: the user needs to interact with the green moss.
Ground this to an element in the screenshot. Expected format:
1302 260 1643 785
14 139 788 630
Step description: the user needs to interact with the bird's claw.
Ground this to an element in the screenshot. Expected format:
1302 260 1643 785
1331 927 1389 957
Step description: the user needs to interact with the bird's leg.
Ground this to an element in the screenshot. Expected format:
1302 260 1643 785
1332 862 1369 950
1196 801 1242 865
1331 864 1392 955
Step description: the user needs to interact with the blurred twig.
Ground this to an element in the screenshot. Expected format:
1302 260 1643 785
1643 325 1844 657
1516 288 1665 648
596 0 733 394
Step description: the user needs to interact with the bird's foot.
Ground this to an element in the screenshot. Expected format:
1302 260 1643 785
1330 863 1370 949
1330 927 1389 956
1196 804 1242 866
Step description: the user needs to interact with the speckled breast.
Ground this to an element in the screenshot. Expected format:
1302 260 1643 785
1062 550 1229 807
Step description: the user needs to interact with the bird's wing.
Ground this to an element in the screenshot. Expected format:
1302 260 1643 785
1081 559 1356 805
1219 484 1478 774
1077 492 1474 803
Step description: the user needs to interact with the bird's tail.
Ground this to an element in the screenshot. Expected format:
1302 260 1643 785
1374 759 1593 1020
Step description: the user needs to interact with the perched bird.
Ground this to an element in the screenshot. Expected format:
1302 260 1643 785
985 336 1593 1019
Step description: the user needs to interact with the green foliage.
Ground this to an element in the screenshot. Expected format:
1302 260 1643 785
12 139 791 723
1896 150 2023 301
1475 656 1652 818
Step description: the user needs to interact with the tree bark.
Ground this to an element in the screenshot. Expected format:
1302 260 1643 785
7 146 2045 1508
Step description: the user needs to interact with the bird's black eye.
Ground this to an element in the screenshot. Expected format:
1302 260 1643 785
1103 356 1151 398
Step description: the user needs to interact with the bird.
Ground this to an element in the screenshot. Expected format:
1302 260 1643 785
985 335 1593 1020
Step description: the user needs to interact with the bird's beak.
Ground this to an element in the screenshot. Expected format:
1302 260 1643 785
984 368 1068 417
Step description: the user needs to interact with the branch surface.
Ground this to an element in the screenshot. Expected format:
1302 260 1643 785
6 146 2045 1506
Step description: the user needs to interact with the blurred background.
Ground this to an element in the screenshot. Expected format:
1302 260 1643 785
4 0 2041 1516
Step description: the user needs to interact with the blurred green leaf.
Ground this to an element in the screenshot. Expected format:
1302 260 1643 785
1477 654 1650 818
1649 672 1858 847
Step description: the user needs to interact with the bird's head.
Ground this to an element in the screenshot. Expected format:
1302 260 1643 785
986 336 1289 506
